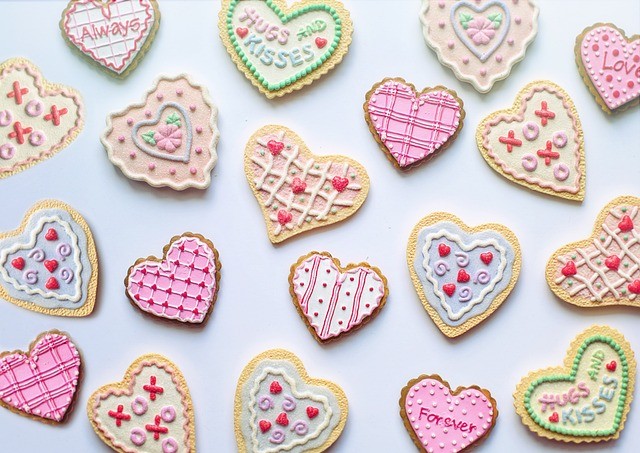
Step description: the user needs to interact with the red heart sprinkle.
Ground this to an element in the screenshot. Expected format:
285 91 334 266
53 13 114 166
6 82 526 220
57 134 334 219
480 252 493 265
267 140 284 155
315 37 327 48
236 27 248 38
549 412 559 423
291 177 307 194
561 261 577 277
306 406 319 419
45 277 60 290
259 420 271 433
604 256 621 271
277 210 292 226
331 176 349 192
618 215 634 232
270 381 283 394
628 279 640 295
442 283 456 297
457 269 470 283
45 228 58 241
438 244 451 257
11 257 25 270
44 259 59 273
275 412 289 427
606 361 617 372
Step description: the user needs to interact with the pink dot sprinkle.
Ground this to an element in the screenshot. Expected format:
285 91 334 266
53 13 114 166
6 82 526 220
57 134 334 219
628 81 635 88
118 135 125 143
602 34 609 41
176 89 183 96
634 55 640 63
515 17 521 24
148 163 156 170
438 20 445 28
170 168 176 175
145 110 152 118
480 68 487 77
606 74 613 82
507 38 514 45
189 105 196 112
613 49 619 57
196 126 203 134
495 54 503 63
438 0 445 7
195 147 203 154
613 90 620 98
462 57 469 64
190 167 197 175
447 40 455 49
129 151 136 159
156 93 164 101
126 118 134 126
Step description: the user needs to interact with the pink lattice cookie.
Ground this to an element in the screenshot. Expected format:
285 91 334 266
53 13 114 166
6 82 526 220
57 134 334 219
364 78 465 171
60 0 161 78
547 196 640 308
125 233 221 325
0 58 83 179
244 125 370 244
102 74 219 190
0 331 81 424
575 23 640 114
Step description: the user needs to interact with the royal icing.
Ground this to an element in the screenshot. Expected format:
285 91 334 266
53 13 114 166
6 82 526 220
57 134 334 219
420 0 539 92
61 0 160 77
245 126 369 244
0 58 83 179
365 78 464 169
0 332 80 423
290 252 387 342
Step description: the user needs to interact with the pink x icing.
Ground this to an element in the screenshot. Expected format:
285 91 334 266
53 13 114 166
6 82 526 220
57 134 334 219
126 236 218 323
0 333 80 422
404 378 494 452
367 80 461 168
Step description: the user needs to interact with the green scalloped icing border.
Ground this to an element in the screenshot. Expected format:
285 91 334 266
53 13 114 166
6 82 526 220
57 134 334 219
524 335 629 437
226 0 342 91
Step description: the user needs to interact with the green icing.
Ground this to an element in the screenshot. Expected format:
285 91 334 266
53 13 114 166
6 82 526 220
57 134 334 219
459 12 473 29
487 12 502 28
165 113 181 127
141 131 156 146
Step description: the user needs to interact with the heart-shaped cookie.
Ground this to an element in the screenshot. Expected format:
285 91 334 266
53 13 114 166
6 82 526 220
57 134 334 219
0 58 83 179
575 23 640 114
0 331 81 424
364 77 465 171
514 325 636 442
102 74 219 190
477 80 585 201
546 196 639 309
420 0 539 92
87 354 196 452
235 349 347 452
289 251 388 343
407 212 521 337
125 233 221 325
244 125 369 244
0 200 98 317
400 374 498 451
218 0 353 98
60 0 161 78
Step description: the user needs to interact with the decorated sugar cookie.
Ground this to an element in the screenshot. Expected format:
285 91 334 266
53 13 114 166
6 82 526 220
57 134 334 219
289 251 388 343
234 349 348 452
0 58 83 179
60 0 161 78
514 325 636 443
400 374 498 451
0 200 98 317
575 23 640 114
125 233 221 324
102 74 219 190
364 77 465 171
88 354 196 452
0 331 81 424
244 125 369 244
476 80 585 201
546 196 640 308
407 212 520 338
218 0 353 98
420 0 539 93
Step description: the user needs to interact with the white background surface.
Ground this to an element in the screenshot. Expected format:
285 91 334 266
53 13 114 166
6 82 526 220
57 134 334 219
0 0 639 451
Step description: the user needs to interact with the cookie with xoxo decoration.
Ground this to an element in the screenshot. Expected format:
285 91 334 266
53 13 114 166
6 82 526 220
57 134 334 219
407 212 521 338
0 200 98 317
234 349 348 452
514 325 636 443
218 0 353 98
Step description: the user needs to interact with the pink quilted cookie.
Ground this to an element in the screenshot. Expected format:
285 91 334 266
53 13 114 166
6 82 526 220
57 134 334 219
364 78 465 170
0 331 81 424
575 23 640 114
125 233 221 324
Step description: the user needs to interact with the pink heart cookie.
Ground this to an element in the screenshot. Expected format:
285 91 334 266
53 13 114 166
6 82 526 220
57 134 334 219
0 331 81 424
575 23 640 114
125 233 221 325
289 251 388 343
364 78 465 170
400 375 498 452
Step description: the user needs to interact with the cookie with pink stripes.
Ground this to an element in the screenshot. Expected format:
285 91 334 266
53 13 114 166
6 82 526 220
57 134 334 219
0 331 81 424
125 233 221 325
289 251 388 343
364 77 465 171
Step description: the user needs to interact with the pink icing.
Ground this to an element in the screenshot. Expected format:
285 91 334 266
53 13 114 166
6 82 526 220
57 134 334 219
154 124 182 152
580 25 640 110
127 236 218 323
0 333 80 422
367 80 461 168
404 378 494 452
